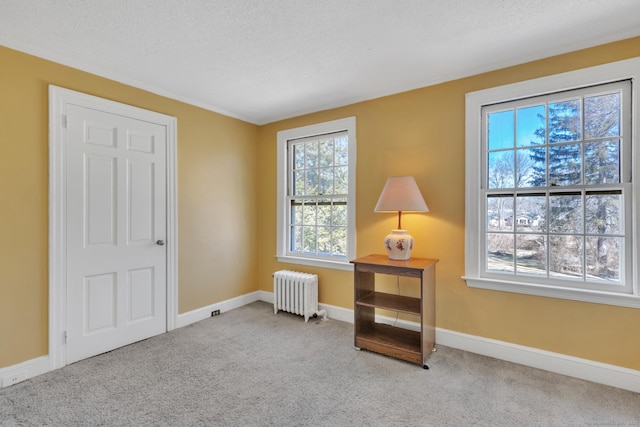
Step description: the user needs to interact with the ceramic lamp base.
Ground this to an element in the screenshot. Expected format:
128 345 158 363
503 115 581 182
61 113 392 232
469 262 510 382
383 229 414 260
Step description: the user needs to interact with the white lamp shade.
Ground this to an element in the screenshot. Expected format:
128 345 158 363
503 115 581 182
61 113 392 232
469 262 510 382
374 176 428 212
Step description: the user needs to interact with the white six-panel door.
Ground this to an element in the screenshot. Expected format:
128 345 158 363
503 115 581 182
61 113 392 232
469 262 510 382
65 104 167 364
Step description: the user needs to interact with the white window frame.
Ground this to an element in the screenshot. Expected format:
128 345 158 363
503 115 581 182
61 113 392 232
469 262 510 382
464 57 640 309
277 117 356 271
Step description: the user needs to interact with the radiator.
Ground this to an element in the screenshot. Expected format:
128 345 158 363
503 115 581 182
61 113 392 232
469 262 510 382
273 270 327 322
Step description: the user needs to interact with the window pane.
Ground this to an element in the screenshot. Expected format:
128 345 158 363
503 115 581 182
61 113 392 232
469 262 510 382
305 142 318 168
488 110 514 150
303 202 316 225
586 236 621 282
549 143 581 186
290 200 303 225
516 194 546 232
585 93 620 139
293 170 304 195
488 150 514 189
516 148 545 188
319 138 334 167
549 100 581 143
549 235 583 279
487 195 513 232
486 233 514 273
334 136 348 166
332 227 347 257
584 140 620 185
317 226 331 254
291 226 303 252
293 144 305 169
305 169 318 195
332 200 347 226
516 234 546 276
319 167 333 195
549 193 582 233
317 199 331 225
334 166 348 194
516 105 546 147
302 226 316 253
586 193 621 235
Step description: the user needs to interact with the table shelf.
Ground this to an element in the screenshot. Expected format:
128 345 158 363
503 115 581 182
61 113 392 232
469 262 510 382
356 291 420 315
355 323 422 365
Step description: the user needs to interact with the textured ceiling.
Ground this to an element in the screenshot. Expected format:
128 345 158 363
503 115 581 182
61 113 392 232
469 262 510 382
2 1 640 124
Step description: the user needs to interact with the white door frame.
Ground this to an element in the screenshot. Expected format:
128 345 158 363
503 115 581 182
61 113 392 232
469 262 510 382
48 85 178 369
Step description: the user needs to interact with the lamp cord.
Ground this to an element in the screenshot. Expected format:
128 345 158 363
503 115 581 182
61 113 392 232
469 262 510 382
394 275 400 327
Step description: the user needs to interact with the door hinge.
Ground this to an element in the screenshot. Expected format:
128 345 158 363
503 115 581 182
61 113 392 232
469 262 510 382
64 331 68 344
62 114 67 129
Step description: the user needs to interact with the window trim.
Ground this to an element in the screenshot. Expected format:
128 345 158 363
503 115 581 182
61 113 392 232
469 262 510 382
276 117 356 271
464 57 640 309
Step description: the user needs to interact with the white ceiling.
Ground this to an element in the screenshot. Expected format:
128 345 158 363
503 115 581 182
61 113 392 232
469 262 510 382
2 1 640 125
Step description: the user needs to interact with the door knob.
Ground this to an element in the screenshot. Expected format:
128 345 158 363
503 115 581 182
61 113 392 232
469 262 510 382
156 240 165 246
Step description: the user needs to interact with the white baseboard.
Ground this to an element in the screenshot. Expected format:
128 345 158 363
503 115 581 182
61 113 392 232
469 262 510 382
259 290 640 394
0 356 51 388
4 290 639 394
435 328 640 394
259 290 354 323
319 303 353 323
175 291 262 329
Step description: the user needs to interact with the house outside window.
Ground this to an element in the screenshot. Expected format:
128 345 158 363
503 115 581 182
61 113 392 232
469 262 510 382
464 58 640 308
277 117 356 270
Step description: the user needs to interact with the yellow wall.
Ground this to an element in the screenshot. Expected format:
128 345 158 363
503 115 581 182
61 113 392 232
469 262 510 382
0 46 258 367
257 36 640 370
3 36 640 373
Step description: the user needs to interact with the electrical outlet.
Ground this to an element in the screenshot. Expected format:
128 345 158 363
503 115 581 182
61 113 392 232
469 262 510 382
211 310 221 317
2 372 26 387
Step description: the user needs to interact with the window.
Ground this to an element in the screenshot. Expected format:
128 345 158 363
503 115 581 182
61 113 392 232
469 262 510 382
277 117 356 270
464 58 640 308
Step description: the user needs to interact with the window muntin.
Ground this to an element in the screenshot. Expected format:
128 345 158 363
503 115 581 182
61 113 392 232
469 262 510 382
481 80 631 293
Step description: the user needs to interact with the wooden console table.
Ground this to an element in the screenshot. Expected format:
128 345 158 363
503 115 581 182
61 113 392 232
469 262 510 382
351 254 438 369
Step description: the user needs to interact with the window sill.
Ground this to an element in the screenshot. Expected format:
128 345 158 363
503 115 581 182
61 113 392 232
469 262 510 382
276 255 354 272
463 276 640 309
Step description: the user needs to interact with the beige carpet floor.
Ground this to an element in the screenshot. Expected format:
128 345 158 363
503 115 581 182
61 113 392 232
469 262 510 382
1 301 639 426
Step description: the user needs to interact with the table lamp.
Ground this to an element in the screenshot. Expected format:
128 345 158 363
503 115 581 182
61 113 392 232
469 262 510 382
374 176 428 260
